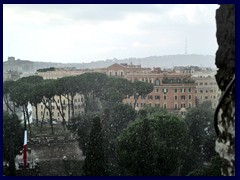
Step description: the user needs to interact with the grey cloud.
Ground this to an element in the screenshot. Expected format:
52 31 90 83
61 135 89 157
5 4 173 22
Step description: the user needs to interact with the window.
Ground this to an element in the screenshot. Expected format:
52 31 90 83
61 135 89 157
81 97 84 102
189 95 191 100
148 95 153 100
115 72 117 76
163 104 167 109
205 96 208 99
46 112 49 116
189 88 191 92
205 90 208 93
63 106 66 110
205 82 208 85
74 99 77 102
188 103 192 109
200 82 203 85
63 100 66 105
181 103 185 108
195 82 198 86
110 72 112 76
58 113 60 117
57 99 60 103
162 88 168 93
164 96 167 100
155 95 160 100
136 103 139 107
175 96 177 100
78 105 81 109
175 89 178 93
75 105 77 109
155 79 160 86
195 90 198 93
200 90 203 93
156 88 159 92
149 79 152 83
78 98 80 102
121 72 123 76
174 104 178 110
181 88 185 93
181 95 185 100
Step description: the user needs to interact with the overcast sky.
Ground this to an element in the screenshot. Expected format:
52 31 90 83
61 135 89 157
3 4 219 63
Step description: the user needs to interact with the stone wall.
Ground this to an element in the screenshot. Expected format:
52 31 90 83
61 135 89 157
215 4 235 176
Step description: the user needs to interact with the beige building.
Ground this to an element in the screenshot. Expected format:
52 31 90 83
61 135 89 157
98 63 196 116
34 93 85 123
32 68 87 123
192 71 221 108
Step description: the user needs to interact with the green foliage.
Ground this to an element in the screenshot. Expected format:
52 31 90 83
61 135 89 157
37 67 55 72
187 155 224 176
101 77 134 103
82 116 107 176
133 81 153 96
117 112 188 176
107 104 137 139
3 112 24 175
69 113 96 155
181 106 216 175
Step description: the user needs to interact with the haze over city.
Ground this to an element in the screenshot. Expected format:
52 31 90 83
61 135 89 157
3 4 219 64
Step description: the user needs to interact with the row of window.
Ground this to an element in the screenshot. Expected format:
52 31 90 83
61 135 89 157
144 95 192 100
154 88 192 93
109 71 124 76
131 102 192 109
197 95 218 100
40 109 83 117
41 105 67 110
195 89 218 93
196 82 217 86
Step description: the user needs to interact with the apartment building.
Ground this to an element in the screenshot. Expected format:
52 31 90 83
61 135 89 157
192 71 221 108
32 68 86 123
99 63 196 116
35 93 85 122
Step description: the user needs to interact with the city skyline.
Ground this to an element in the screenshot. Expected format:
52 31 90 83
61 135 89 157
3 4 219 63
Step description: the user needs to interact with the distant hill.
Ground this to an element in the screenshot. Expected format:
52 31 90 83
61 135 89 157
32 54 215 70
4 54 216 72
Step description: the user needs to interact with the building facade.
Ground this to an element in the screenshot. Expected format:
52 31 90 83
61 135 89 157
99 63 196 116
192 71 221 108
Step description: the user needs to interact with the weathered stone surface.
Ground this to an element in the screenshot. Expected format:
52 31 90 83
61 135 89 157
215 4 235 176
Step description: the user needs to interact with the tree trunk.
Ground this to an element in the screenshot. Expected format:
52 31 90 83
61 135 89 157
49 107 54 135
67 94 71 121
71 94 75 117
35 103 39 126
40 107 46 133
53 96 65 131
